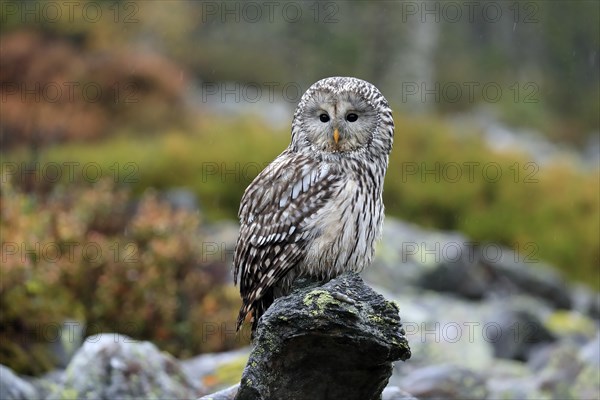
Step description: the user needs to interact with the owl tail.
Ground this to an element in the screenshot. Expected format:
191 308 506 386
236 289 275 334
236 302 252 332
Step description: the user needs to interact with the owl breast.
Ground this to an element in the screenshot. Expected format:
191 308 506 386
298 159 384 281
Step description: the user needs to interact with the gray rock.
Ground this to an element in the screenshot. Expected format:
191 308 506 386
0 365 39 400
52 333 203 399
48 320 85 368
366 219 432 290
386 290 495 377
198 380 421 399
481 249 572 310
579 334 600 368
529 340 598 399
368 219 475 294
488 308 555 361
30 369 65 400
181 347 250 392
235 273 411 400
570 363 600 400
484 359 547 400
369 217 580 315
382 386 419 400
570 284 600 319
198 384 239 400
399 364 488 400
418 256 488 299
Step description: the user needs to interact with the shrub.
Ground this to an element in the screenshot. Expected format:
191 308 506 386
0 178 244 375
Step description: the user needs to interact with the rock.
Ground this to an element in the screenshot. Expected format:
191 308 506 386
387 291 495 377
484 359 546 400
199 381 421 399
488 308 555 361
570 284 600 319
48 320 85 368
382 386 419 400
486 377 546 400
235 273 411 400
366 219 432 291
51 333 203 399
570 363 600 400
481 250 572 310
579 334 600 368
0 364 39 400
368 219 479 295
399 364 488 400
526 330 600 400
30 369 65 400
181 348 249 394
418 256 488 300
528 340 597 399
369 217 581 315
198 384 239 400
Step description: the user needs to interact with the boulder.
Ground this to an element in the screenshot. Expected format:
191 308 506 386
488 308 555 361
234 273 411 400
54 333 203 399
199 384 239 400
399 364 488 400
0 364 39 400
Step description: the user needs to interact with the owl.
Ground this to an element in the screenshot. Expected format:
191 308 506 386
234 77 394 331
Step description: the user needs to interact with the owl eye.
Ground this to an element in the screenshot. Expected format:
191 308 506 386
346 113 358 122
319 113 330 123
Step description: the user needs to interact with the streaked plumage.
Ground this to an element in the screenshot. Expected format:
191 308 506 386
234 77 394 331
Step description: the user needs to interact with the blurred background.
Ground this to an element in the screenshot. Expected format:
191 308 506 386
1 0 599 398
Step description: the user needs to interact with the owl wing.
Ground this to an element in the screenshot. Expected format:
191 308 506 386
233 149 340 329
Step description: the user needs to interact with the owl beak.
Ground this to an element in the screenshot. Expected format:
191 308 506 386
333 128 340 144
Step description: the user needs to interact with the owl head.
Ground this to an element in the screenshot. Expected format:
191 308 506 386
290 77 394 158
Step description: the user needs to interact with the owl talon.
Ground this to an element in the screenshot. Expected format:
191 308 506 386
331 291 356 305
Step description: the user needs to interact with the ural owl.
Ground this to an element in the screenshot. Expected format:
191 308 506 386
234 77 394 331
